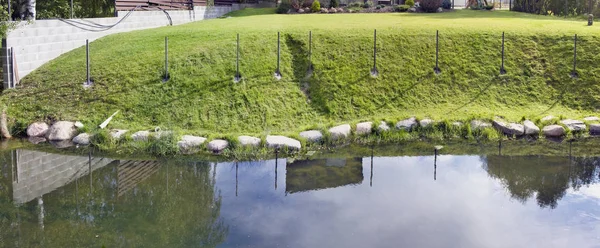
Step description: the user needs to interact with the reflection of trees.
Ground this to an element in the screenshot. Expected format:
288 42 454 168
0 153 227 248
484 155 600 209
286 158 363 194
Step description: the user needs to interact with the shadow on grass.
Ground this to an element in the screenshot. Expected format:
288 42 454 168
402 9 584 21
447 79 494 114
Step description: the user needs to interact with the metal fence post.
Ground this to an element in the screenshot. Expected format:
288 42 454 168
371 29 378 77
84 39 93 87
500 32 506 75
571 34 578 78
434 30 441 74
234 33 241 82
163 37 169 82
308 31 313 73
274 32 282 80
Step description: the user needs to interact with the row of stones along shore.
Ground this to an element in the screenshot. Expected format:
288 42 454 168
23 115 600 154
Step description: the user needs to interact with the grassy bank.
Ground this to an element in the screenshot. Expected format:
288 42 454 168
2 9 600 150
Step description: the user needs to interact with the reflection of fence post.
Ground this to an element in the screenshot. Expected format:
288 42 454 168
571 34 578 78
434 30 441 74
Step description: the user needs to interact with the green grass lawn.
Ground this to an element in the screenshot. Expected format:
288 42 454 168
2 9 600 139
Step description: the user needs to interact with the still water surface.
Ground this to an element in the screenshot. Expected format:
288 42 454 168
0 149 599 247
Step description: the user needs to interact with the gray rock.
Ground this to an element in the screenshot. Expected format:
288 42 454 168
207 139 229 153
178 135 207 154
329 124 351 140
329 7 337 13
560 119 586 131
46 121 78 141
238 135 261 147
297 8 305 13
266 135 302 150
74 121 84 129
452 122 462 127
584 116 600 122
408 7 416 12
436 7 443 12
154 131 174 139
378 121 390 132
299 130 323 142
320 8 328 13
492 120 524 136
131 131 150 141
73 133 91 145
27 122 49 137
50 140 74 149
471 120 491 130
419 119 434 128
110 129 128 140
523 120 540 135
356 122 373 135
337 8 344 12
541 115 555 122
542 125 566 137
28 136 46 144
590 124 600 135
396 117 417 131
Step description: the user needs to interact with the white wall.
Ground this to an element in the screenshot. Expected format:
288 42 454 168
1 6 233 89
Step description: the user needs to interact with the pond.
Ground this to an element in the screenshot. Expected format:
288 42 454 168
0 145 599 247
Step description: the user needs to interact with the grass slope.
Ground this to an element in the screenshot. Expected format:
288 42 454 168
3 9 600 138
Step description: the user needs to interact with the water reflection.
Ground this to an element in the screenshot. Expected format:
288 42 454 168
0 149 600 247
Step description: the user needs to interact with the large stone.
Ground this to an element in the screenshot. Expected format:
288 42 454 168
266 135 302 150
408 7 416 12
523 120 540 135
46 121 78 141
299 130 323 142
541 115 555 122
560 119 586 131
356 122 373 135
419 119 434 128
178 135 207 154
297 8 305 13
73 133 91 145
329 124 351 140
590 124 600 135
452 122 462 127
50 140 74 149
27 122 49 137
396 117 417 131
238 135 261 147
207 139 229 153
74 121 84 129
110 129 128 140
436 7 443 12
492 120 524 136
28 137 46 144
378 121 390 132
131 131 150 141
471 120 491 130
542 125 566 137
584 116 600 122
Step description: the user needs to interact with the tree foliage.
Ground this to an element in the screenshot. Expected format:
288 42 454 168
512 0 599 16
10 0 115 19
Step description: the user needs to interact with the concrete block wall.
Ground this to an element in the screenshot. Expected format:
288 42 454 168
1 6 233 89
12 150 114 204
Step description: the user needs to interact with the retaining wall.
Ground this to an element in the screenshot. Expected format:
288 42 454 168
1 6 233 89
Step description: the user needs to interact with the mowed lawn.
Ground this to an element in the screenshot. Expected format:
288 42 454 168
2 9 600 137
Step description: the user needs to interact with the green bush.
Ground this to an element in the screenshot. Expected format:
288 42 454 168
395 4 410 11
376 4 386 9
362 0 374 8
484 4 494 10
348 2 362 7
311 0 321 11
329 0 339 8
405 0 415 7
276 0 293 14
442 0 452 9
420 0 443 12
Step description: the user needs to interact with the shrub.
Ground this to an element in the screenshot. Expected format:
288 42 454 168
311 0 321 12
302 0 314 8
376 4 386 9
276 0 292 13
469 5 481 10
395 4 410 11
362 0 374 8
329 0 339 8
442 0 451 9
405 0 415 7
420 0 443 12
484 4 494 10
348 1 362 7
